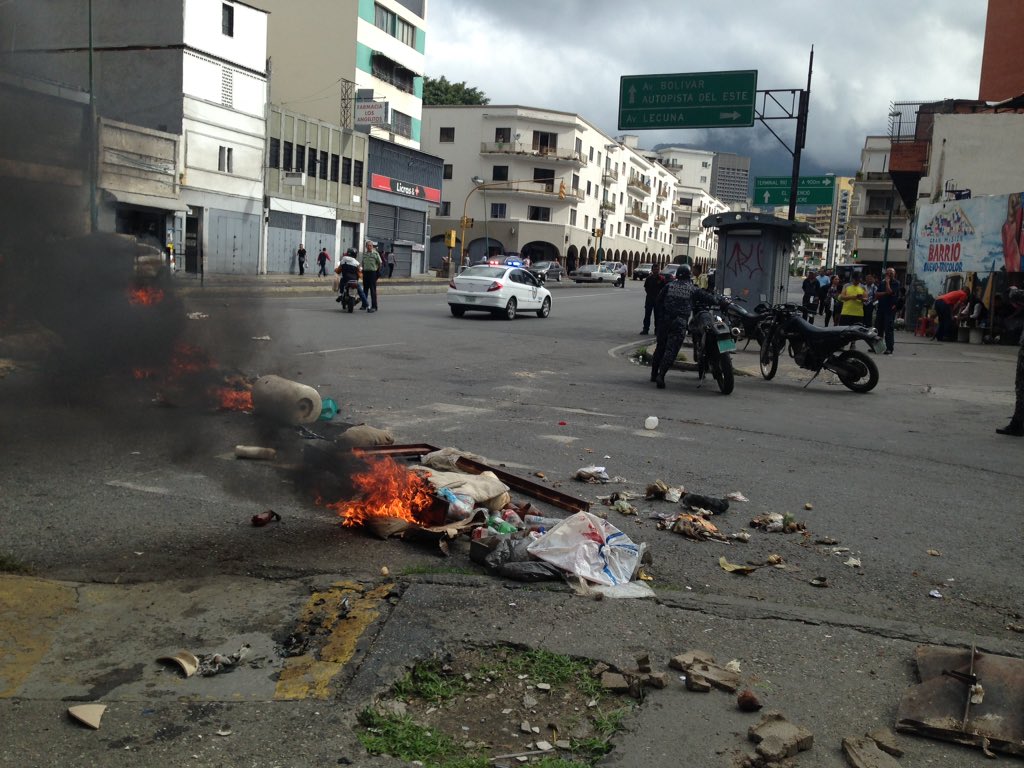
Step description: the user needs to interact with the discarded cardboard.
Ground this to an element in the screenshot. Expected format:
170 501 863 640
895 645 1024 757
748 711 813 762
841 736 901 768
68 703 107 730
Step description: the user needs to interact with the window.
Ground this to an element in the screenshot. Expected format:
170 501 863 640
370 52 415 93
584 215 589 229
575 137 583 155
532 130 557 153
572 173 579 190
353 159 364 185
222 3 234 36
294 144 305 172
533 168 554 190
319 150 328 180
268 138 280 169
700 175 707 183
392 110 412 138
283 141 293 171
495 127 511 143
395 16 415 47
218 146 233 173
492 165 509 181
341 157 352 184
586 181 591 195
439 201 451 216
330 154 340 182
374 3 395 33
570 209 577 226
490 203 507 219
442 164 453 180
307 147 317 176
701 160 710 168
439 127 455 142
588 146 594 162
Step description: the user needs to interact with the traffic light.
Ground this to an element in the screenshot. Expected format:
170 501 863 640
591 228 598 237
460 216 474 229
851 249 859 260
445 229 456 248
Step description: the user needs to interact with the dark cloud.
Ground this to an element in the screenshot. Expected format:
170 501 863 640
426 0 986 176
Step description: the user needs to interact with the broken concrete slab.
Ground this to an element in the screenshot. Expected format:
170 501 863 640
600 671 631 693
865 727 903 758
748 711 813 762
684 673 712 692
689 661 741 692
641 671 667 689
668 649 715 671
842 736 901 768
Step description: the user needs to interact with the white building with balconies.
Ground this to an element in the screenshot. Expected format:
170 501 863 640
848 136 911 270
420 105 675 274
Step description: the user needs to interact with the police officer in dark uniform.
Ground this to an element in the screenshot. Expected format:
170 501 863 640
997 286 1024 436
652 264 720 389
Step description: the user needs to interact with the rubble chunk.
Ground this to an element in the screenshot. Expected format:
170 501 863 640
865 728 903 758
635 653 652 673
600 672 632 693
668 650 715 670
748 711 813 762
641 672 667 689
684 673 712 692
842 736 901 768
689 662 741 692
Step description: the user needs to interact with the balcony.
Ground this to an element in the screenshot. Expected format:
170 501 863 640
656 188 668 200
478 142 587 167
498 180 584 202
655 214 668 224
624 206 649 223
673 198 693 212
602 168 619 184
627 176 651 195
600 200 616 213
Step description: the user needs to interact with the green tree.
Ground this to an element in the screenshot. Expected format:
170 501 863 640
423 76 489 106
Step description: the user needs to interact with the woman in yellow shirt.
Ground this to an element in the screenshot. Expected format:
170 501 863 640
838 273 868 326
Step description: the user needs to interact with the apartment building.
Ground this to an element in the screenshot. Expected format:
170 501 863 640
710 152 751 208
420 105 676 273
847 137 911 270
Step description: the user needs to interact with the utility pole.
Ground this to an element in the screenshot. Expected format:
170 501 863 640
88 0 98 233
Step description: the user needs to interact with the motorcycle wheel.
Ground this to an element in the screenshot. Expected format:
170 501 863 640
712 353 734 395
835 349 879 393
759 337 779 380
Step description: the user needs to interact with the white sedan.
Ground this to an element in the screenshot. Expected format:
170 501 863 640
447 265 552 320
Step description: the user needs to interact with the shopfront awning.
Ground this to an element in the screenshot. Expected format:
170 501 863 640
103 188 187 217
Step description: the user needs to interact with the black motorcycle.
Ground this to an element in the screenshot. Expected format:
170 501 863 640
758 303 881 393
338 278 361 313
723 297 770 350
689 295 737 395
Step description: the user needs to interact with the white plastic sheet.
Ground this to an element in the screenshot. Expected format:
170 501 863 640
527 511 641 586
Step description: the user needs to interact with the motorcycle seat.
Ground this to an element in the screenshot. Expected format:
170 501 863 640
791 315 871 336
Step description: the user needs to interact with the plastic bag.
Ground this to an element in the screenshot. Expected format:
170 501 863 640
575 465 610 483
527 512 641 586
438 487 474 520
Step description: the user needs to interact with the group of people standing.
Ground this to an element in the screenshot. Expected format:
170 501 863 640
334 240 387 312
801 268 902 354
297 243 395 280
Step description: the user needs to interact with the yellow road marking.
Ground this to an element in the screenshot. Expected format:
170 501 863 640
274 580 393 700
0 576 76 697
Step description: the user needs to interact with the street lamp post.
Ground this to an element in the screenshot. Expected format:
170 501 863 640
598 143 618 266
457 177 538 274
454 175 486 274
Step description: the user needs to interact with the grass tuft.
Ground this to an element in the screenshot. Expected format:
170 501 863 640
392 660 467 704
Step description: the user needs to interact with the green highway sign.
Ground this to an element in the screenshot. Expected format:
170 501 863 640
753 175 835 206
618 70 757 130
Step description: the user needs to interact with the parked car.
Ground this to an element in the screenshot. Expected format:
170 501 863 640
633 263 654 280
572 264 616 283
447 265 552 320
600 261 624 274
528 261 563 283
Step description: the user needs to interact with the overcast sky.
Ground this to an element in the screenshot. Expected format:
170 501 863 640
424 0 988 178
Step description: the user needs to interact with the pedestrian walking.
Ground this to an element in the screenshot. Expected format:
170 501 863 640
317 247 330 277
996 286 1024 436
385 250 395 278
933 287 968 341
297 243 307 275
640 264 666 335
875 268 900 354
360 240 382 312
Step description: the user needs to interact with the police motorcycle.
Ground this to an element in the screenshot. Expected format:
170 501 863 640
723 297 770 350
689 293 738 395
758 303 881 393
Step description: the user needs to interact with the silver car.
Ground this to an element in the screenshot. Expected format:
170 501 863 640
572 264 616 283
447 265 552 320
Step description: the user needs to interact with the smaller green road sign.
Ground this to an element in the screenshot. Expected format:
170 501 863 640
618 70 757 130
753 176 835 206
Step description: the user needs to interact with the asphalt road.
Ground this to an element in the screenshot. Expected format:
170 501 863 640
2 278 1022 767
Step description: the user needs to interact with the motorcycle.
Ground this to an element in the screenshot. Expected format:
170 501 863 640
758 303 881 393
689 295 737 395
338 278 361 313
723 297 770 350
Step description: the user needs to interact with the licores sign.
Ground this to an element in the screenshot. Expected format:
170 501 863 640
355 100 389 125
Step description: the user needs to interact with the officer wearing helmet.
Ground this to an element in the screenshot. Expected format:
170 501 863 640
650 264 719 389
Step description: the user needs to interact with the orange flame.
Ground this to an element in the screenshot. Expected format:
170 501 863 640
169 342 211 376
128 286 165 305
214 387 253 411
324 457 436 527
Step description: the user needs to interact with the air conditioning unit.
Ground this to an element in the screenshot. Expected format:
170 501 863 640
282 171 306 186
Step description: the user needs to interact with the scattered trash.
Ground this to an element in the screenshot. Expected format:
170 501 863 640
804 502 814 510
318 398 339 421
610 499 638 516
665 486 683 503
380 566 390 577
928 589 943 599
737 689 763 712
234 445 276 460
251 510 281 527
670 650 742 693
844 557 862 568
1008 623 1024 633
681 493 729 515
728 531 752 543
251 375 322 425
809 577 829 588
751 512 805 533
815 536 838 545
197 644 251 676
765 554 784 566
186 312 208 320
724 660 742 673
668 514 723 541
527 513 641 586
251 335 272 341
534 472 545 479
216 726 232 737
748 711 814 762
337 424 395 448
926 549 941 557
719 556 757 576
841 735 901 768
158 650 200 677
725 491 749 503
68 703 107 730
644 416 659 430
420 446 488 472
645 480 670 499
575 465 610 483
